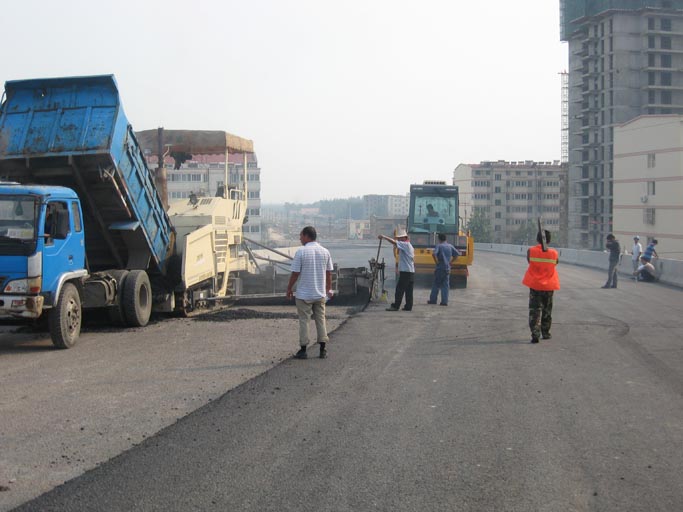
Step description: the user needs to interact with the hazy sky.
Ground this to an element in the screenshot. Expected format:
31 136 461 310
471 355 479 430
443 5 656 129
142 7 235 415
1 0 567 203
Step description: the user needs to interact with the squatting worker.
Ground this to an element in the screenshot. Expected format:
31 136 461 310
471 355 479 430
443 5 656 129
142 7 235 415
522 230 560 344
427 233 460 306
379 229 415 311
286 226 334 360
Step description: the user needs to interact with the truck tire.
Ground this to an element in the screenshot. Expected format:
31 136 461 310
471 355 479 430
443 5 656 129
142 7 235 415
122 270 152 327
49 282 81 349
106 270 129 326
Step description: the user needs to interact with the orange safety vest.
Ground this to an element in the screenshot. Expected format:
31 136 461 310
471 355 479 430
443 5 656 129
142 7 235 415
522 245 560 291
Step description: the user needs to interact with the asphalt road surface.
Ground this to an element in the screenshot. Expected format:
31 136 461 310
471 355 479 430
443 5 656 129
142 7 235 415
10 250 683 511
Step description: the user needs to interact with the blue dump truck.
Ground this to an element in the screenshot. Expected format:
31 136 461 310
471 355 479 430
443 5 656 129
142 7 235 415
0 75 177 348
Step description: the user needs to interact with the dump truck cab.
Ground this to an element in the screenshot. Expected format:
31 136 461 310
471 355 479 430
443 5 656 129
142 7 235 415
0 183 85 319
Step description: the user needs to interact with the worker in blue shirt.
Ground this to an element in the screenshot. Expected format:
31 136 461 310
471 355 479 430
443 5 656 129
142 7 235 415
427 233 460 306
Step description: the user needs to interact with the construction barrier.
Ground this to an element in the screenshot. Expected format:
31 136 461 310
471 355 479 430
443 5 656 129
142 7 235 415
475 243 683 289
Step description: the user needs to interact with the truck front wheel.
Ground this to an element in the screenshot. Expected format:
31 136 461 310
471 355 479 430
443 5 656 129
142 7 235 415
49 282 81 349
123 270 152 327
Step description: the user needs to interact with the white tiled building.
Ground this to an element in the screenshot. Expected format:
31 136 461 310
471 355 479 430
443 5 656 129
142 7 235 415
613 115 683 259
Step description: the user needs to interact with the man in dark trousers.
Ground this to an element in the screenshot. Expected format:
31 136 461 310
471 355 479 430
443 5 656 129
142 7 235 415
522 230 560 344
379 230 415 311
602 233 621 289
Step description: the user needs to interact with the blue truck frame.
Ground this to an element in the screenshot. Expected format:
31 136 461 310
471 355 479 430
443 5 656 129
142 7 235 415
0 75 175 348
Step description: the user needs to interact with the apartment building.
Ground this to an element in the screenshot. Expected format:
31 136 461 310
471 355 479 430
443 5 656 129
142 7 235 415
363 194 409 218
387 194 409 217
613 115 683 258
561 0 683 248
454 161 568 245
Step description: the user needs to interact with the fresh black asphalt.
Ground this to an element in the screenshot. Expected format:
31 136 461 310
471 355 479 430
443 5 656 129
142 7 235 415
12 251 683 511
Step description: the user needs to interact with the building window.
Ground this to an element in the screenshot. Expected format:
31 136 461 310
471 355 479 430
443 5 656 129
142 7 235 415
661 54 672 68
648 35 656 48
644 208 656 225
662 72 672 86
647 153 656 168
648 17 656 30
662 90 672 104
648 181 656 196
648 53 656 67
662 18 672 31
649 72 656 86
661 36 672 50
495 212 501 219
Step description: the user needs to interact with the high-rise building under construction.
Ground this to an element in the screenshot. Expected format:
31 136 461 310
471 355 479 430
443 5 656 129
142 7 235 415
561 0 683 248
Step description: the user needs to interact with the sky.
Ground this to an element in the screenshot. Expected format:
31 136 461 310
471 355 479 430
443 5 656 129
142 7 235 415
1 0 567 204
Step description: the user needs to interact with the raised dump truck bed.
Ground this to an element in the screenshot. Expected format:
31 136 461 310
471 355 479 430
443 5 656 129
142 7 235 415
0 75 173 275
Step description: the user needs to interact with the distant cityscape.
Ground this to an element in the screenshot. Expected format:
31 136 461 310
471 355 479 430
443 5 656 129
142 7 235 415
138 0 683 259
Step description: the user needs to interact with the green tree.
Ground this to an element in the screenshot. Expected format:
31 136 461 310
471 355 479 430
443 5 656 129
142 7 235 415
467 208 492 243
513 220 537 246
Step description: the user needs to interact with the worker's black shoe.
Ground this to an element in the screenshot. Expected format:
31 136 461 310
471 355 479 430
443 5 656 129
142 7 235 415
319 343 327 359
294 347 308 359
542 333 552 340
427 301 436 305
530 337 540 344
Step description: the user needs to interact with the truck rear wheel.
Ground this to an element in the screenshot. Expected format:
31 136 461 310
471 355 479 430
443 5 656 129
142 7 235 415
122 270 152 327
106 270 129 326
49 282 81 349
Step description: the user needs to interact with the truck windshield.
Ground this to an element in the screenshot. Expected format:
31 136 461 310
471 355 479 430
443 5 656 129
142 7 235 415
408 193 458 234
0 196 38 253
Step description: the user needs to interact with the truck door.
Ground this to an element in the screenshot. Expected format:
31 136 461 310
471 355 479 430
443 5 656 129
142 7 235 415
42 201 84 304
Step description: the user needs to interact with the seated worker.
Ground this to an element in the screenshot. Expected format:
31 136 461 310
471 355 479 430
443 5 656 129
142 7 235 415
423 204 444 225
634 256 657 282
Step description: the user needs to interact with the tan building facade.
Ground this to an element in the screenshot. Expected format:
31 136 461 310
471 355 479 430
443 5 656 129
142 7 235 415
613 115 683 259
454 161 568 245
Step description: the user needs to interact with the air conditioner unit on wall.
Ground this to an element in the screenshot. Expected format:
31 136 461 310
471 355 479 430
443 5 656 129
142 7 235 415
640 195 648 203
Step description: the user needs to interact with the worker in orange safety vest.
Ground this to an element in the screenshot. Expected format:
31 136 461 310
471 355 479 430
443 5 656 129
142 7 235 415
522 230 560 344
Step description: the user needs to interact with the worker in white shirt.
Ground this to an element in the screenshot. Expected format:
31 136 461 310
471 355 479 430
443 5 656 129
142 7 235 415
631 235 643 278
